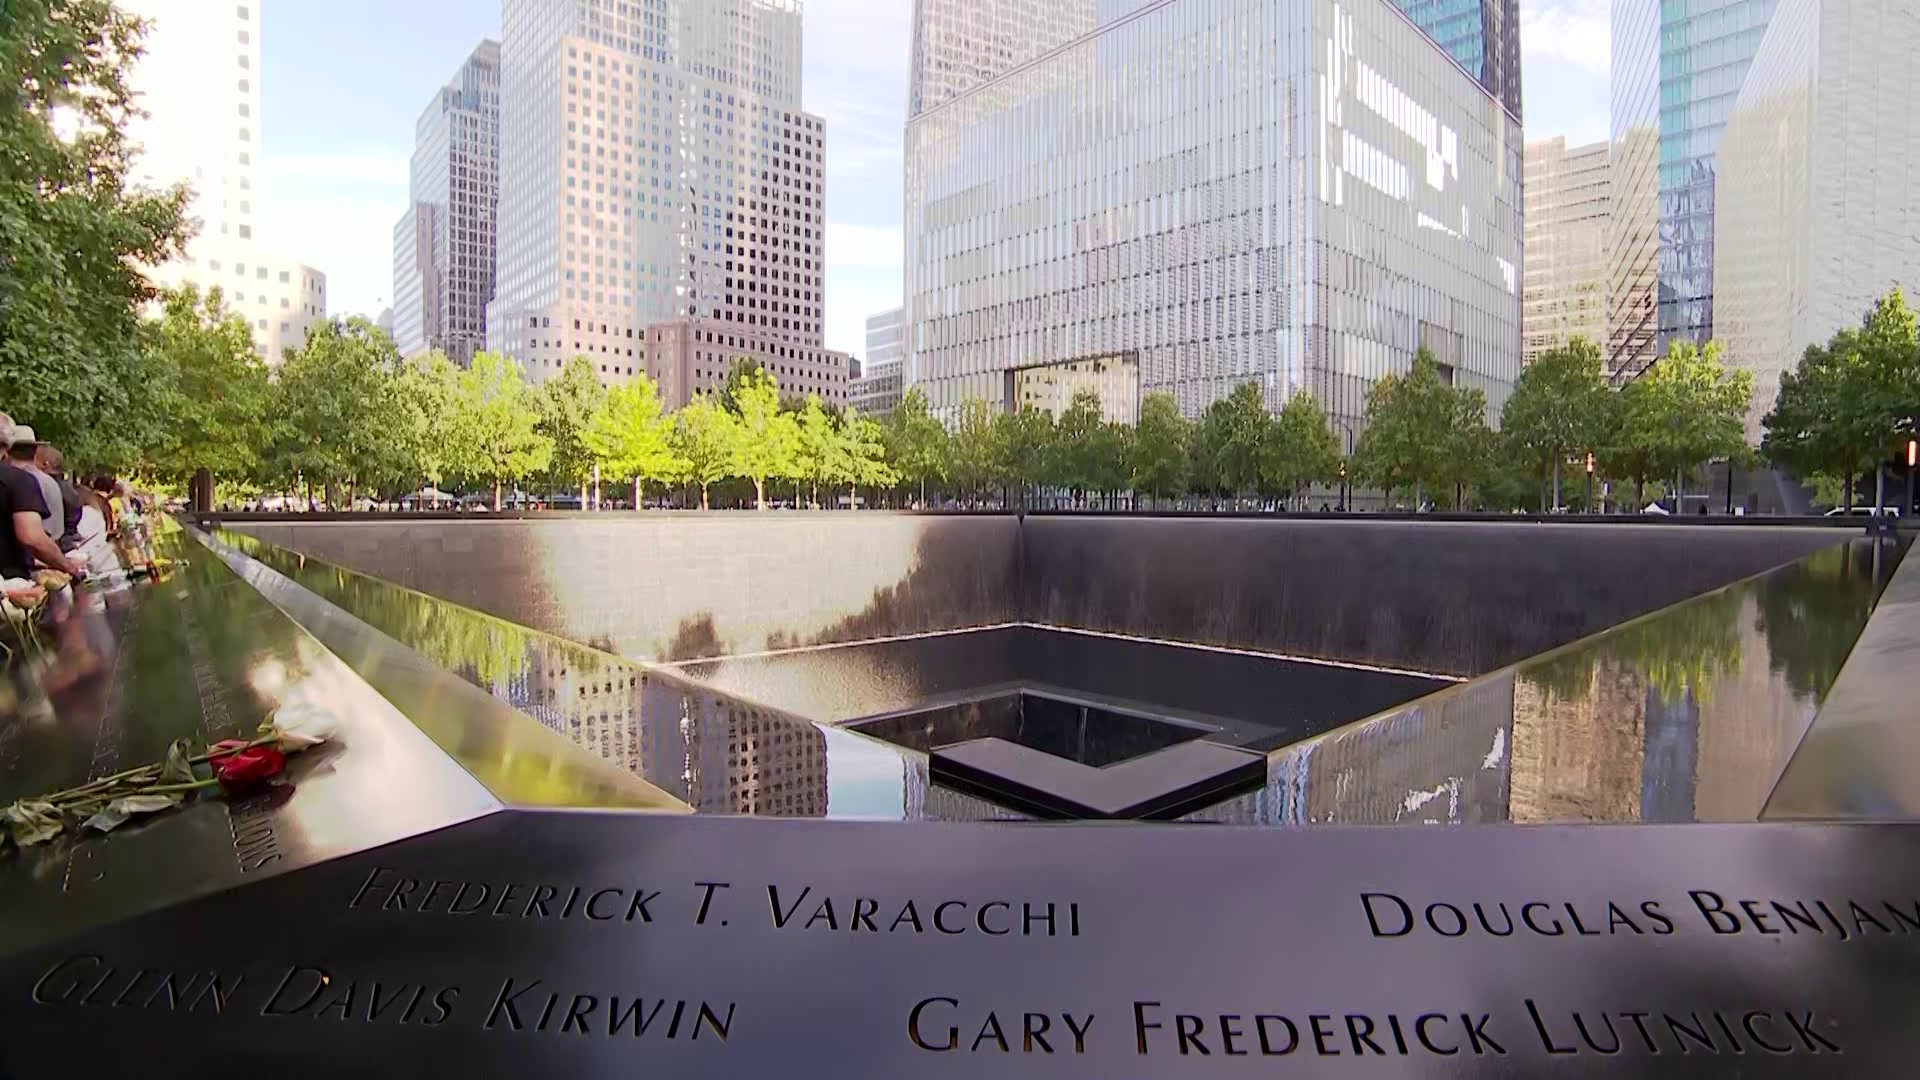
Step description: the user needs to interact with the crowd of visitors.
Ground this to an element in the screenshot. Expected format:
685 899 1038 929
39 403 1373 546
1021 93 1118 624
1 411 149 689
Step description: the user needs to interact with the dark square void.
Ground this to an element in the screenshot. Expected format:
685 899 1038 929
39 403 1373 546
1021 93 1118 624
850 690 1211 768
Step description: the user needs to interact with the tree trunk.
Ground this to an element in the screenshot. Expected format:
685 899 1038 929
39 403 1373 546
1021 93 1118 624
699 483 710 511
1844 470 1854 513
920 477 926 508
580 478 588 509
493 477 502 511
754 477 765 510
1414 480 1423 511
1551 457 1561 511
634 477 642 510
1874 465 1886 513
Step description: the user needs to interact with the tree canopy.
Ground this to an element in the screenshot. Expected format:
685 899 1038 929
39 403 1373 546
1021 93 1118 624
1 0 190 469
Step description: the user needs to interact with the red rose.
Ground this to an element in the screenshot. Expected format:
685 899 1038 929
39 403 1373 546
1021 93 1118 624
210 739 286 795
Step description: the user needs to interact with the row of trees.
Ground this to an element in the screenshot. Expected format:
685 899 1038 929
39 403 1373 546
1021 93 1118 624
113 281 1784 514
142 287 908 511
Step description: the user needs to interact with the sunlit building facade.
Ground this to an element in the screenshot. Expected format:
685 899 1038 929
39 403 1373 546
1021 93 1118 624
1387 0 1522 118
1608 0 1778 381
392 41 501 365
849 306 906 416
906 0 1099 118
1715 0 1920 440
121 0 326 364
904 0 1524 429
1523 137 1609 363
487 0 828 388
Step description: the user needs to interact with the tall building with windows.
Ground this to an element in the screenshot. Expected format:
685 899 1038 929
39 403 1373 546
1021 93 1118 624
488 0 840 390
121 0 326 364
1387 0 1522 118
906 0 1098 118
392 40 501 364
904 0 1523 430
1608 0 1778 381
1607 0 1661 380
1714 0 1920 440
849 306 905 417
1523 138 1610 363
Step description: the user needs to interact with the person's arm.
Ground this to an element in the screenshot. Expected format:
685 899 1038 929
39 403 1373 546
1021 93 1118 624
14 511 77 576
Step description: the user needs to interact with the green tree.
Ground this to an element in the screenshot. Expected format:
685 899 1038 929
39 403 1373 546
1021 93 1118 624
391 350 463 497
1051 389 1106 506
448 350 553 510
1765 291 1920 511
1086 417 1133 508
586 373 681 508
949 397 998 506
792 395 846 508
1352 349 1466 508
672 393 736 510
269 318 411 507
1 0 190 469
1130 391 1189 507
535 356 608 505
991 405 1055 509
1502 337 1612 509
1262 392 1342 508
884 387 949 507
726 367 795 510
843 407 897 508
1637 339 1754 508
1196 382 1271 502
1438 388 1497 510
142 285 271 493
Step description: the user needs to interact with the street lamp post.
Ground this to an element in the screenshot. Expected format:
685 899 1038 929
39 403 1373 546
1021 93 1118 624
1334 420 1356 512
1585 453 1595 515
1907 437 1917 520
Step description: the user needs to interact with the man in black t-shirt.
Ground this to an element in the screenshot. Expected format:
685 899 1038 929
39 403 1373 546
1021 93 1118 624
0 420 79 578
0 461 29 581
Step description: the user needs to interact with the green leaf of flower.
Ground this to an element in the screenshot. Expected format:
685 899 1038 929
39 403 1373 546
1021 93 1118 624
83 793 183 833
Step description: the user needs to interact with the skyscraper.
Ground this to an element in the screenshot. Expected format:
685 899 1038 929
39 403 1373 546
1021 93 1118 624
1387 0 1522 119
1608 0 1778 381
392 40 501 365
904 0 1523 429
1714 0 1920 440
905 0 1098 118
1523 138 1610 363
120 0 327 364
488 0 845 397
849 306 905 417
1607 0 1661 380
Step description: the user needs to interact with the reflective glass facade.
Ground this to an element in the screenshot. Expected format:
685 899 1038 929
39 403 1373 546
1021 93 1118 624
904 0 1523 429
1387 0 1521 118
1607 0 1661 379
1654 0 1777 357
1715 0 1920 440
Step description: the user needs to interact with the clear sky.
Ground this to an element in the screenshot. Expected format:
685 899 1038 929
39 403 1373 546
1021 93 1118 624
257 0 1607 362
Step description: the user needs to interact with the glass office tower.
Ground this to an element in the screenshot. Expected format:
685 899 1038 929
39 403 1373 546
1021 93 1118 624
905 0 1524 429
1607 0 1661 380
1388 0 1522 119
1610 0 1777 380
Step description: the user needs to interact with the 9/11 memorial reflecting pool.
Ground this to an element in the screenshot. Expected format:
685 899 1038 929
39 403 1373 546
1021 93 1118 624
4 513 1919 1076
201 515 1901 823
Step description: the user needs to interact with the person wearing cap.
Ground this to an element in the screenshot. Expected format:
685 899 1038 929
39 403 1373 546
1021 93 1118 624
0 420 80 579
